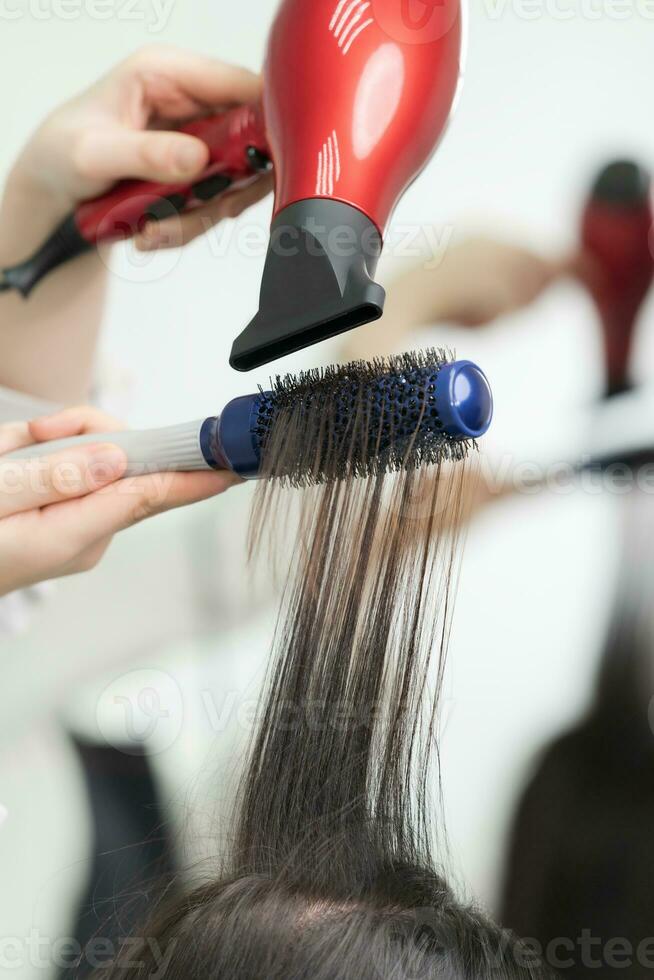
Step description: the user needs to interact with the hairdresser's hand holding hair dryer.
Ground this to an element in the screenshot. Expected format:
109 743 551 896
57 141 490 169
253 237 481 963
0 47 271 598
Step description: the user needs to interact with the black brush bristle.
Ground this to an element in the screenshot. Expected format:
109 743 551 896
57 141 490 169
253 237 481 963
253 348 474 487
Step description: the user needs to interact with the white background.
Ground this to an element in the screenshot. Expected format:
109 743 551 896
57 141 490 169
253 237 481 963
1 0 653 974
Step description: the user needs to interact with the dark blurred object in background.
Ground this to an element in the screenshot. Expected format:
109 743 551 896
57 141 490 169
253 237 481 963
501 160 654 977
59 738 177 979
502 490 654 978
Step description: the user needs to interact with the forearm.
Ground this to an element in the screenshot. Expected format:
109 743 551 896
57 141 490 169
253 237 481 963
0 166 107 404
343 261 448 361
341 236 570 363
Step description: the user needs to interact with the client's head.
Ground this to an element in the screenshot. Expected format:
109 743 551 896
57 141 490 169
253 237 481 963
95 354 552 980
101 866 547 979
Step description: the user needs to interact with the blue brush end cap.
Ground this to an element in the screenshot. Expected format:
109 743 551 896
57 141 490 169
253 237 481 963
215 394 263 478
435 360 493 439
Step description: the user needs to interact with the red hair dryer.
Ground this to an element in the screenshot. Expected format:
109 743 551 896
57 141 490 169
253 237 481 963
581 160 654 398
1 0 462 372
231 0 462 369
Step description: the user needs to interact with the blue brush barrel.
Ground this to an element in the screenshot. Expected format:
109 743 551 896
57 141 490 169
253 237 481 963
203 359 493 479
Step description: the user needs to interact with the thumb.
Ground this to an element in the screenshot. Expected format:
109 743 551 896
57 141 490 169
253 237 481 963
74 128 209 184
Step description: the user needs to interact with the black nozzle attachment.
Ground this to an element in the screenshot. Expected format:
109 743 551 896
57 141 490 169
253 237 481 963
0 214 90 298
591 160 651 208
230 199 386 371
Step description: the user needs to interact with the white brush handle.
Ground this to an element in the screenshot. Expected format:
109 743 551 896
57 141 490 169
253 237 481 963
7 419 214 477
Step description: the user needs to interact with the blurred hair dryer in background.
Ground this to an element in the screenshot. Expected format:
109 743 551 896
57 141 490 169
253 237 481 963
1 0 463 372
580 160 654 398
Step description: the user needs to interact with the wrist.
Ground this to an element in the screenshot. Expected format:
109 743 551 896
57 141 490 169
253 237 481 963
0 162 72 263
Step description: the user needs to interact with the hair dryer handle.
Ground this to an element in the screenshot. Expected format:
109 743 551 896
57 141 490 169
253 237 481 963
74 103 270 245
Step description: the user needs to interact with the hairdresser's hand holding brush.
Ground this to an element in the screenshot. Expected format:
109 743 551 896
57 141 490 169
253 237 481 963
0 406 238 597
0 46 270 403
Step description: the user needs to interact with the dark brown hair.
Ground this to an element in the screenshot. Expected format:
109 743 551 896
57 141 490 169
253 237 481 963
94 355 552 980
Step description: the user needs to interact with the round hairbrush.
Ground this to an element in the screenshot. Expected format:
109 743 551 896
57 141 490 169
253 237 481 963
8 350 492 486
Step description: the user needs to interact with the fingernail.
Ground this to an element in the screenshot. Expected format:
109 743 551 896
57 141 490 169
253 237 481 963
175 143 203 174
137 223 160 251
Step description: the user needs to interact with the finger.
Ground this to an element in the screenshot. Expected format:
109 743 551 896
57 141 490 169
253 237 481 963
0 512 113 593
57 535 114 579
45 469 242 549
29 406 126 443
136 173 273 251
124 46 262 111
0 444 127 519
0 422 33 456
74 128 209 185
